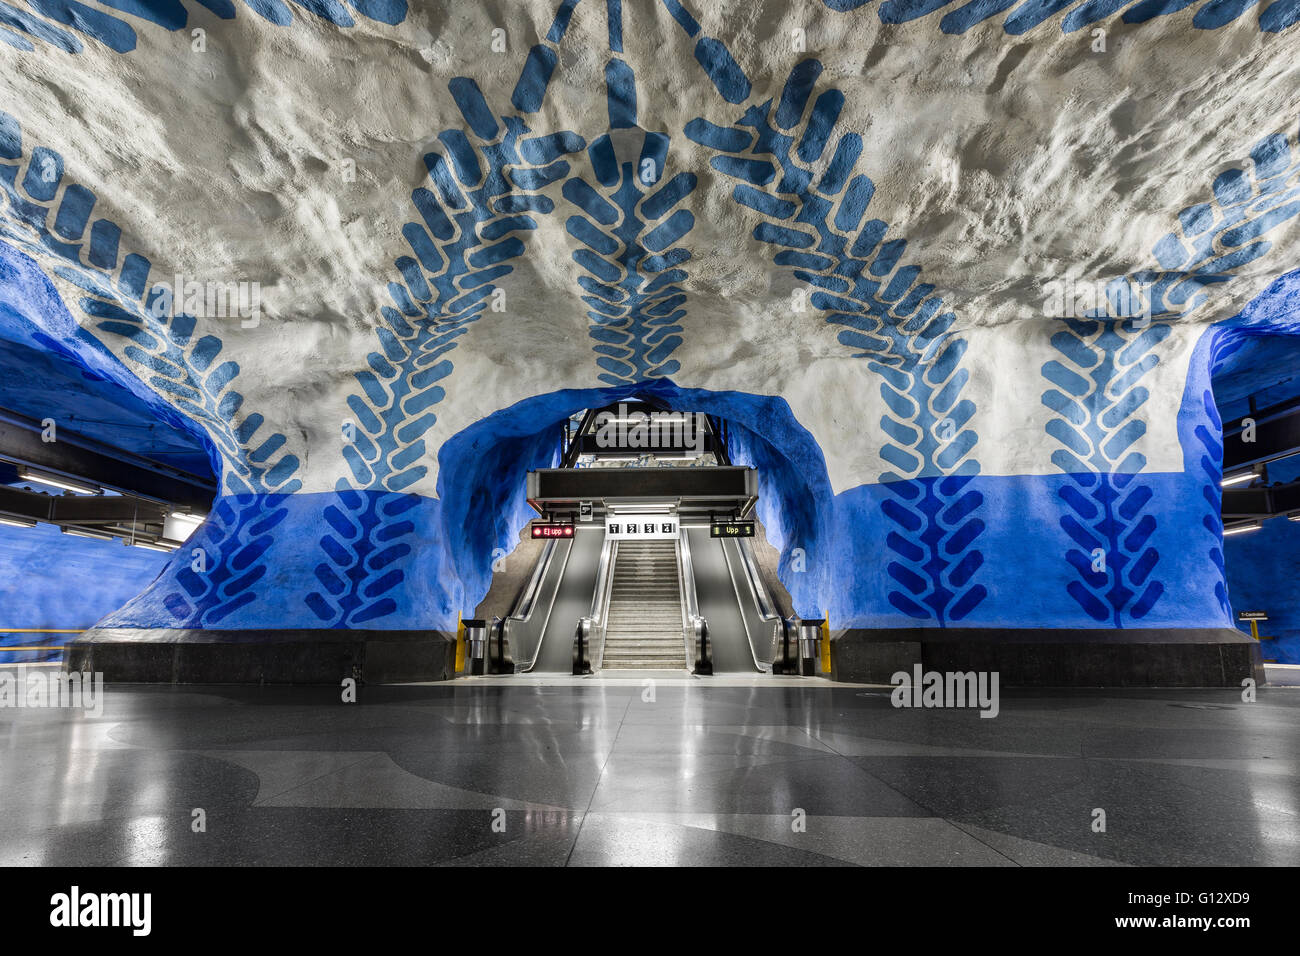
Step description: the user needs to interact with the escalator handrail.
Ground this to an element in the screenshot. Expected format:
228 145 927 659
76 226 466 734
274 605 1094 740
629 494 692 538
734 536 779 624
720 535 779 671
678 526 700 622
509 538 558 622
506 536 574 671
678 527 702 665
587 535 617 670
589 535 617 627
691 615 712 675
573 617 593 675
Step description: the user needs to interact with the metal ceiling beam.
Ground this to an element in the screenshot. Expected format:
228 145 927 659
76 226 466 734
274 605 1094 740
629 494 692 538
1221 480 1300 520
1222 397 1300 472
0 485 169 524
0 406 214 510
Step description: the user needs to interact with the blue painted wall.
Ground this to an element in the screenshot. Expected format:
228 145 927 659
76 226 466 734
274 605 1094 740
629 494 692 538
0 520 168 661
3 17 1299 641
1225 515 1300 664
95 372 1239 634
1208 271 1300 664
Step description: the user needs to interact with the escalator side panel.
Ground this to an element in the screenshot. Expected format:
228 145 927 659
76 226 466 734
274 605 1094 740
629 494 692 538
532 528 606 672
508 537 571 671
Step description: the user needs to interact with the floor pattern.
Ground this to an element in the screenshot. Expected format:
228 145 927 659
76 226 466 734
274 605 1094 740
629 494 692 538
1 677 1297 866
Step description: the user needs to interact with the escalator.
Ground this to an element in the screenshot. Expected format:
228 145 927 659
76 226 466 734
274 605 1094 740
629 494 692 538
501 523 786 675
531 527 604 671
502 527 604 672
684 528 786 673
686 527 759 672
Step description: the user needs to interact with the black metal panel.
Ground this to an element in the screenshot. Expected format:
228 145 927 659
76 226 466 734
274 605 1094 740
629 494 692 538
531 466 754 500
0 407 214 510
0 485 169 523
576 433 716 455
831 627 1261 687
1222 400 1300 471
67 628 457 683
1221 481 1300 519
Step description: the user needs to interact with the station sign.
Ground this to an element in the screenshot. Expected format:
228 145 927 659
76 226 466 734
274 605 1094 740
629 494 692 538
531 523 575 539
606 518 677 540
710 520 755 538
1237 610 1268 621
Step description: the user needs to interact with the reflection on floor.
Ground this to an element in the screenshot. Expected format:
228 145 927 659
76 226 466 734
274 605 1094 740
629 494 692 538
1 677 1297 866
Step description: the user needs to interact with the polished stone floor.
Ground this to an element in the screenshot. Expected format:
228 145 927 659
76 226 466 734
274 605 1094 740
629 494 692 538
1 672 1298 866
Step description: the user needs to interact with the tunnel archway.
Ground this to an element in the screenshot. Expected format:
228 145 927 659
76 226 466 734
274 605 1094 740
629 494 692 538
434 380 836 621
1200 267 1300 664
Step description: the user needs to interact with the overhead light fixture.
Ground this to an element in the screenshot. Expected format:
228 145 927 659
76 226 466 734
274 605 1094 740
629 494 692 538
1221 469 1259 488
17 467 101 495
164 511 206 541
131 540 179 553
0 515 36 528
1223 521 1262 536
1289 513 1300 522
60 527 113 541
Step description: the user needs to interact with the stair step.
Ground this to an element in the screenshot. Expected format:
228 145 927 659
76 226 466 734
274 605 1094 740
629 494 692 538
605 638 682 646
603 661 688 670
602 539 686 668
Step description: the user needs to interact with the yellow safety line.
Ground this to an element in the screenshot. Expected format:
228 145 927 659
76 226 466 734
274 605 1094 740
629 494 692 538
0 629 81 654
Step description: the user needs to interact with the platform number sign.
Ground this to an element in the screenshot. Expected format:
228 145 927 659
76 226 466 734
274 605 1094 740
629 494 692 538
710 520 755 538
606 519 677 540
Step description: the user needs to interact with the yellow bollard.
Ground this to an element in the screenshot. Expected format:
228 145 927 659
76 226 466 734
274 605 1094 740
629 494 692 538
819 613 831 674
454 613 466 673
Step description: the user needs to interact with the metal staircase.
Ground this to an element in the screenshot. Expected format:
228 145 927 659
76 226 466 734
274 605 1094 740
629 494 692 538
601 540 687 669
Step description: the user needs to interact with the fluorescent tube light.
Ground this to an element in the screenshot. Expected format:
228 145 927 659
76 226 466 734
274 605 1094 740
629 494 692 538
1220 470 1258 488
60 527 113 541
1223 521 1261 536
18 468 100 495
